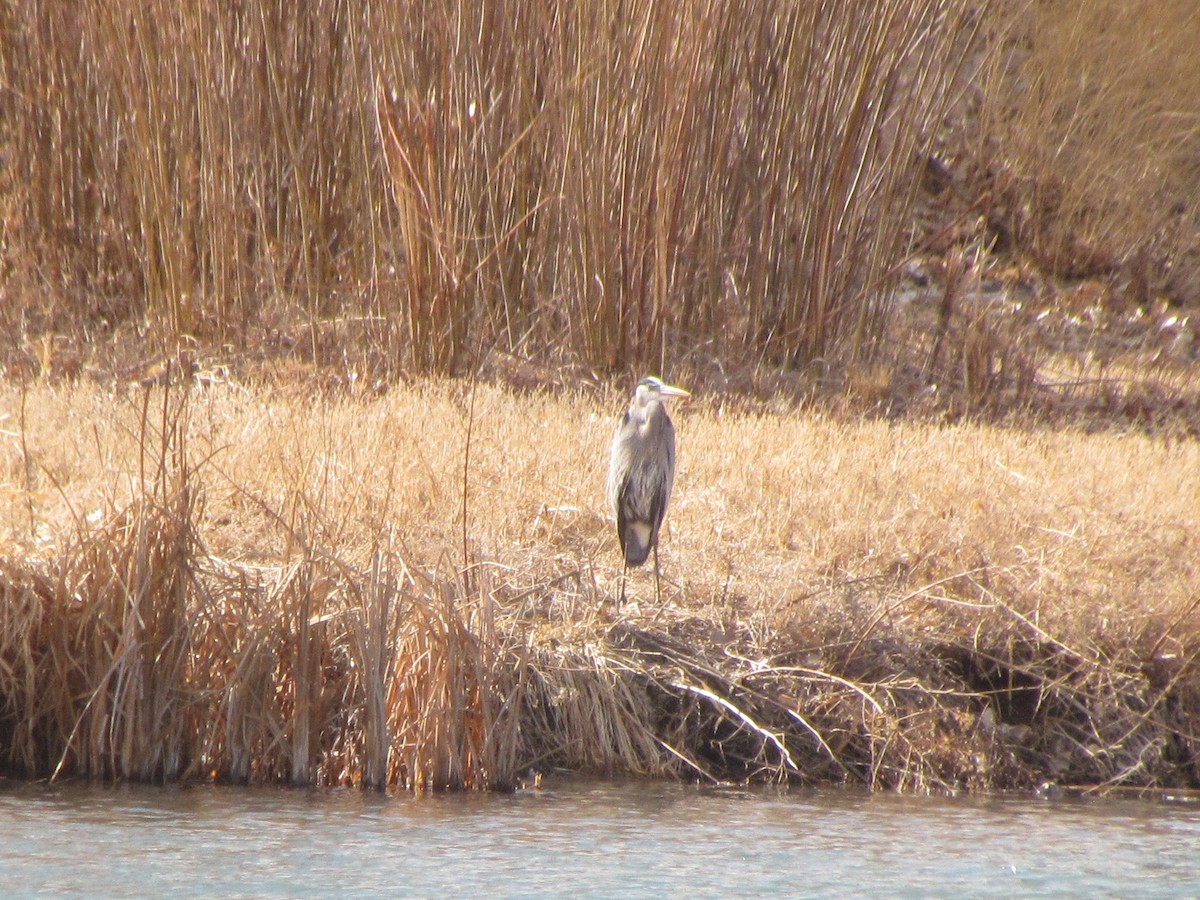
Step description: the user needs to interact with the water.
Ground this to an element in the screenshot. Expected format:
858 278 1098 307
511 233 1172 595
2 778 1198 897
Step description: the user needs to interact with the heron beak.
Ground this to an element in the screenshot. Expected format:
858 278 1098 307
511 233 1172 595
659 383 691 399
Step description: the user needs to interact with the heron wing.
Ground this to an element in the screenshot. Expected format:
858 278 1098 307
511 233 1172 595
608 393 679 568
616 475 656 566
612 407 675 567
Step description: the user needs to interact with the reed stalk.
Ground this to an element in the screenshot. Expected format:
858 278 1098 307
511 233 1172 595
3 0 981 373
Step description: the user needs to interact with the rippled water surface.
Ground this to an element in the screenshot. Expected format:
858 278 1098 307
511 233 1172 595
2 778 1198 897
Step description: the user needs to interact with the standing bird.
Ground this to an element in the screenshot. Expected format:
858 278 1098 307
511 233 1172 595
607 376 691 604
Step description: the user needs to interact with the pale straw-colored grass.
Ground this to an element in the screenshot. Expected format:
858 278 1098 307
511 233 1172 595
2 377 1198 791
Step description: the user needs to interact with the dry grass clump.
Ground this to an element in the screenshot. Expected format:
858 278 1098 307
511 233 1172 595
3 0 1199 793
0 385 522 788
1 377 1198 793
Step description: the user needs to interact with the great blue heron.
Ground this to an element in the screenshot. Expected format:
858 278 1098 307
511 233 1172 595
607 376 690 604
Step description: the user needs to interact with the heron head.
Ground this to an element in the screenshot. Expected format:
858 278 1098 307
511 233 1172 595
634 376 691 406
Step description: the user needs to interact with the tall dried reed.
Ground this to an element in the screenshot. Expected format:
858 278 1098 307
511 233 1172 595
3 0 981 373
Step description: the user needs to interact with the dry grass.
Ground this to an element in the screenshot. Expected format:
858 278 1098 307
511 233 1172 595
6 0 1200 430
873 0 1200 428
940 0 1200 300
0 0 978 376
3 0 1200 795
2 377 1198 792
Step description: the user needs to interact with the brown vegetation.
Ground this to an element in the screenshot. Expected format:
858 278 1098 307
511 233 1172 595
1 379 1198 793
0 0 980 377
893 0 1200 428
2 0 1200 794
967 0 1200 298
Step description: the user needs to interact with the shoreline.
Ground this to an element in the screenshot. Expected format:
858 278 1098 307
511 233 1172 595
1 377 1196 794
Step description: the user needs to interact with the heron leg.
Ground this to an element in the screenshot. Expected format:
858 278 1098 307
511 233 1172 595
653 543 661 605
618 560 627 605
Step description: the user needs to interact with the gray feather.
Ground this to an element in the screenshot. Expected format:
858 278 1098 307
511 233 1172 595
607 378 680 568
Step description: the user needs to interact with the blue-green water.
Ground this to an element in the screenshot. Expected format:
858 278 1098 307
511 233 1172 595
1 778 1198 897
